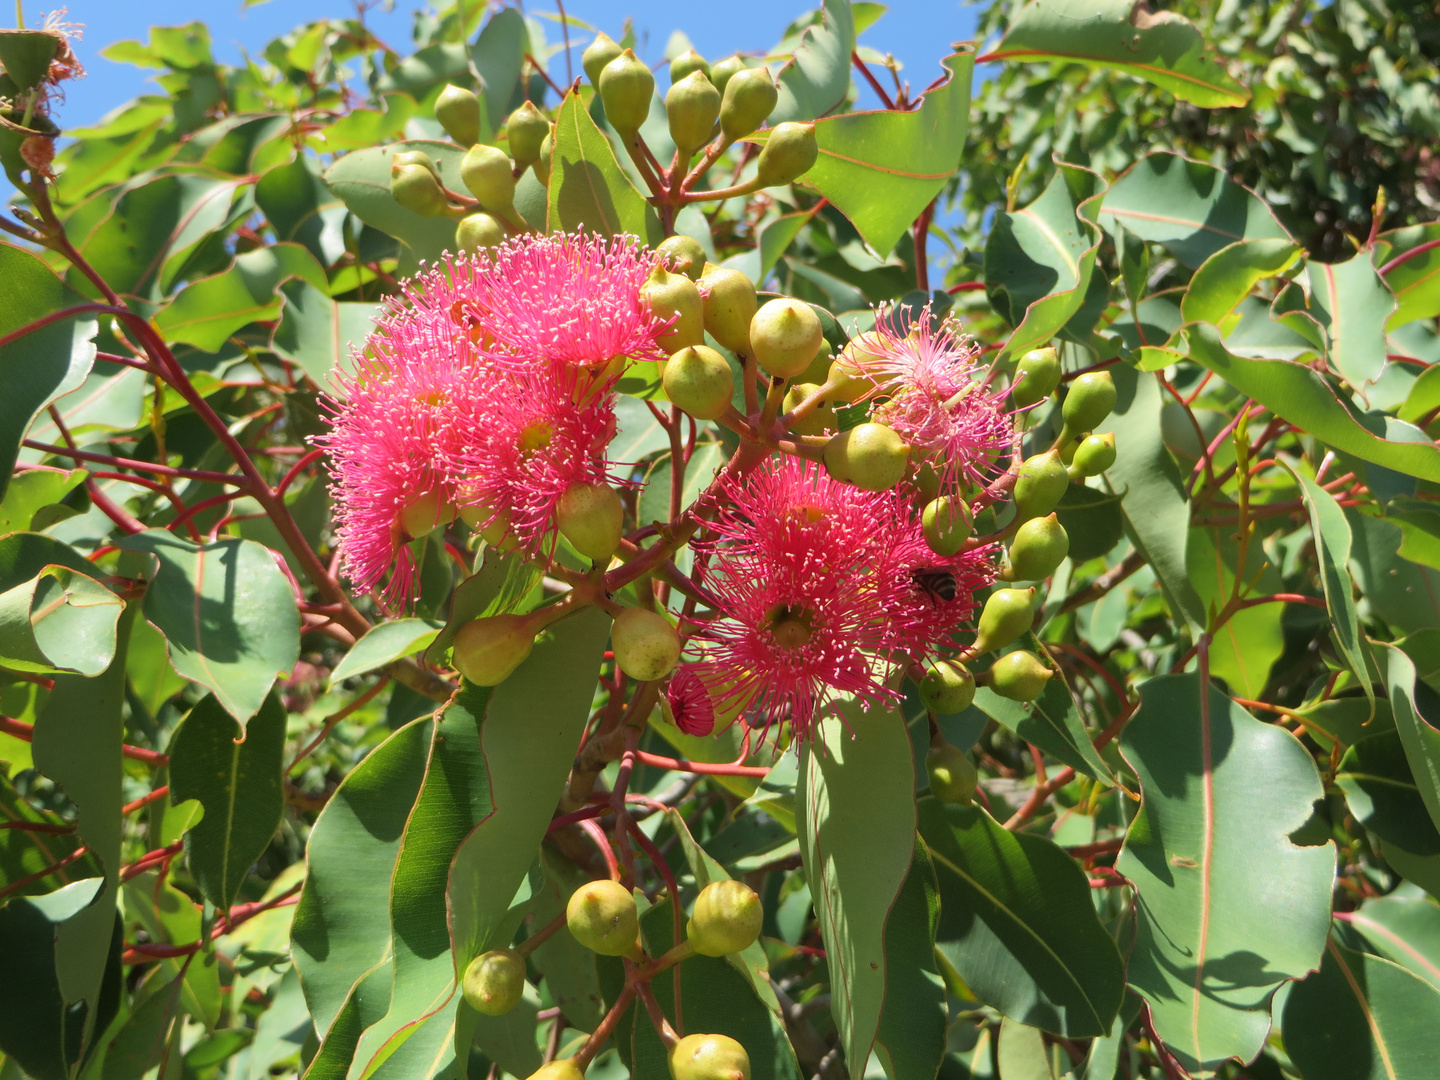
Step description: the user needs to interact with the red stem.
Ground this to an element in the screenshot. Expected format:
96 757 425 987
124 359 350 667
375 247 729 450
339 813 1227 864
0 715 168 766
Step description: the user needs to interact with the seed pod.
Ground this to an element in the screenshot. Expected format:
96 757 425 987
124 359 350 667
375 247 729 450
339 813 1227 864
922 496 973 557
460 143 516 212
611 608 682 681
709 54 746 96
920 659 976 715
823 422 911 492
435 83 481 146
1004 514 1069 581
664 345 735 421
642 264 705 352
670 48 711 85
926 742 978 804
599 49 654 133
973 587 1036 654
750 298 823 379
719 66 777 140
456 212 507 253
566 879 640 956
667 69 723 155
525 1062 585 1080
1010 346 1061 409
687 880 762 956
988 650 1054 702
399 490 456 539
657 234 707 280
582 32 623 86
390 155 450 217
461 949 525 1016
452 614 535 685
1013 449 1069 520
557 482 624 563
782 382 836 437
699 265 758 355
755 121 817 186
827 332 883 402
1062 371 1117 436
669 1034 751 1080
506 101 550 166
1069 432 1116 477
534 124 555 185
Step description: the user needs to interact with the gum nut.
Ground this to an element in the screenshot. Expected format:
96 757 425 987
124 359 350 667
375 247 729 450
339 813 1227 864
566 878 639 956
750 298 823 379
599 49 655 132
582 32 623 85
657 234 708 280
556 482 624 563
435 83 481 146
719 66 777 139
974 587 1036 653
699 265 758 355
460 143 516 211
663 345 735 421
452 614 535 686
611 607 682 681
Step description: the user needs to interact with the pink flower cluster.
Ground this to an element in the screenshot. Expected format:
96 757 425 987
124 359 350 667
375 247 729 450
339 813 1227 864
317 233 669 600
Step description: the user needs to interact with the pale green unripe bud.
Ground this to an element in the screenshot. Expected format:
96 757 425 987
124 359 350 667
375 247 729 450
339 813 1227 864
1003 513 1069 581
921 496 973 557
435 83 481 146
755 122 817 186
1013 449 1069 520
687 880 762 956
566 879 640 956
1062 371 1117 435
667 70 722 155
611 608 681 681
669 1034 751 1080
670 48 711 85
453 614 535 685
461 949 525 1015
664 346 734 421
460 144 516 212
534 125 555 185
827 332 883 402
750 298 823 379
1010 347 1061 409
920 659 975 715
699 265 758 355
582 33 623 86
988 650 1054 702
642 264 705 352
599 49 654 133
709 54 746 97
556 482 624 563
823 423 911 492
782 383 835 437
506 101 550 166
926 742 978 804
390 153 450 217
973 587 1036 654
657 234 707 280
456 212 506 253
719 66 777 140
526 1062 585 1080
1069 432 1116 478
399 490 456 539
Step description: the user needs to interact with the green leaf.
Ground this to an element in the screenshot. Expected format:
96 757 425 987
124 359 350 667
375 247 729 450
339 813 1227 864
153 243 327 351
1343 896 1440 992
1349 511 1440 635
1117 674 1335 1077
1101 153 1289 269
0 29 62 91
470 8 529 137
797 700 917 1080
271 280 378 395
1186 525 1283 699
1378 222 1440 330
1381 644 1440 844
0 243 98 502
1282 939 1440 1080
547 89 662 244
918 798 1124 1038
995 1017 1054 1080
771 0 857 123
255 156 348 267
101 973 182 1080
0 531 123 676
0 771 102 896
323 140 468 264
873 837 947 1080
1306 253 1397 389
1397 362 1440 424
1180 239 1302 329
0 468 87 534
118 530 300 728
807 50 973 256
527 851 603 1032
1337 730 1440 855
423 550 541 669
28 361 147 446
994 0 1248 107
984 161 1107 361
329 618 441 687
973 673 1114 783
168 693 286 912
1052 485 1125 564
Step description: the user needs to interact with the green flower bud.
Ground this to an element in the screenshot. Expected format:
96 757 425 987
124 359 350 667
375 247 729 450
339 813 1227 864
526 1062 585 1080
699 265 758 355
664 345 734 421
566 879 640 957
1010 346 1061 409
750 298 823 379
1013 449 1069 520
611 607 682 681
1069 432 1116 478
657 234 707 280
709 54 746 97
599 49 654 133
719 66 777 140
557 482 624 563
1003 513 1069 582
642 264 705 352
534 124 555 185
460 143 516 212
687 879 762 956
913 461 942 504
435 83 481 146
670 48 711 85
460 502 517 551
1062 371 1117 435
391 156 450 217
667 69 723 155
456 212 507 254
782 382 835 437
823 422 911 492
925 741 978 804
506 101 550 166
827 332 884 402
453 614 535 685
669 1034 751 1080
399 490 456 539
921 496 973 557
755 121 817 186
582 33 623 86
988 650 1054 702
920 659 976 715
461 949 525 1015
973 587 1036 654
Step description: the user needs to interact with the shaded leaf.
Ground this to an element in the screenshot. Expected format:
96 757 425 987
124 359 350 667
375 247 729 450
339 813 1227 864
973 672 1113 783
771 0 856 124
873 837 947 1080
1306 253 1396 390
1381 644 1440 843
1378 222 1440 330
0 532 123 676
153 243 326 351
1337 730 1440 855
547 89 662 244
323 140 468 264
328 618 441 688
1343 896 1440 992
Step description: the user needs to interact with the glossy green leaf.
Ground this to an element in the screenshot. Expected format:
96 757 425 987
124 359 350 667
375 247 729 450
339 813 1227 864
118 529 300 727
1180 239 1302 328
527 851 604 1032
255 156 348 267
168 693 286 912
807 50 973 256
1381 645 1440 843
1306 253 1396 389
470 8 528 137
1052 485 1125 563
995 1017 1053 1080
101 972 182 1080
1386 497 1440 571
0 468 86 534
328 618 441 688
1117 674 1334 1077
27 361 147 446
873 837 946 1080
270 280 378 395
1337 731 1440 855
547 89 662 244
918 798 1124 1038
153 243 326 351
994 0 1248 107
1186 525 1284 699
323 140 468 264
797 700 917 1080
1282 939 1440 1080
1343 896 1440 992
771 0 856 123
0 532 123 676
1378 222 1440 330
973 673 1113 783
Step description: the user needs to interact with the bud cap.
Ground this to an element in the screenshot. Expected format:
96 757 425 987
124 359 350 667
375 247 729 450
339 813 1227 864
1013 449 1069 520
642 265 706 353
460 143 516 211
557 482 624 563
657 234 708 280
506 101 550 165
1062 371 1118 434
664 345 735 421
920 659 976 715
755 122 818 186
926 742 978 804
719 66 778 139
823 423 910 492
974 587 1036 654
1004 514 1069 582
922 496 973 557
1010 347 1061 408
699 265 758 355
749 298 823 379
453 614 535 686
599 49 655 132
435 83 481 146
582 33 623 86
667 70 723 154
